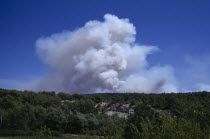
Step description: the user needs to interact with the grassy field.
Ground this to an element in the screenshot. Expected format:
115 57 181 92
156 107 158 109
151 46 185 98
0 134 102 139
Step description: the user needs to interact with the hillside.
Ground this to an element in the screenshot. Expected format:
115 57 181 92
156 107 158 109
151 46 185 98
0 89 210 138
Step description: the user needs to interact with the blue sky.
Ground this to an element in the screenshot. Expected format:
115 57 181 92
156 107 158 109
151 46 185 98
0 0 210 92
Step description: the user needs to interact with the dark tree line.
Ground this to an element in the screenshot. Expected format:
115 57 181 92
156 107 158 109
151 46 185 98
0 88 209 138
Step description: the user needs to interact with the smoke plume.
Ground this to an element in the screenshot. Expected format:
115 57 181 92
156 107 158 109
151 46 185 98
35 14 178 93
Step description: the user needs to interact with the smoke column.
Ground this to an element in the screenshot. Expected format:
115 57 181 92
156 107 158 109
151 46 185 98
35 14 178 93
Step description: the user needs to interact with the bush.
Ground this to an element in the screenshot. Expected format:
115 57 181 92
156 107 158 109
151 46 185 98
36 125 52 139
0 130 35 136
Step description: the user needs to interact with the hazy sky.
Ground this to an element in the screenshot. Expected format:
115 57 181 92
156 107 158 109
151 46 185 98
0 0 210 92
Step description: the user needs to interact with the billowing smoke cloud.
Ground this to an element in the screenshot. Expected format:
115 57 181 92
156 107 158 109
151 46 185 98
35 14 178 93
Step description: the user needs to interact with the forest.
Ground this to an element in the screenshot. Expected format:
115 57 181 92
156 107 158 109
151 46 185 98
0 88 209 139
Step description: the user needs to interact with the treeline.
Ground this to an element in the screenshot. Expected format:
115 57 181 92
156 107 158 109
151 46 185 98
0 88 209 138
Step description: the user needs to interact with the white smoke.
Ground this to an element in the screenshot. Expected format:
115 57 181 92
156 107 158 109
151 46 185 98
35 14 178 93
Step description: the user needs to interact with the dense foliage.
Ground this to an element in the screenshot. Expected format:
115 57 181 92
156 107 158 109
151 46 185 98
0 88 209 138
